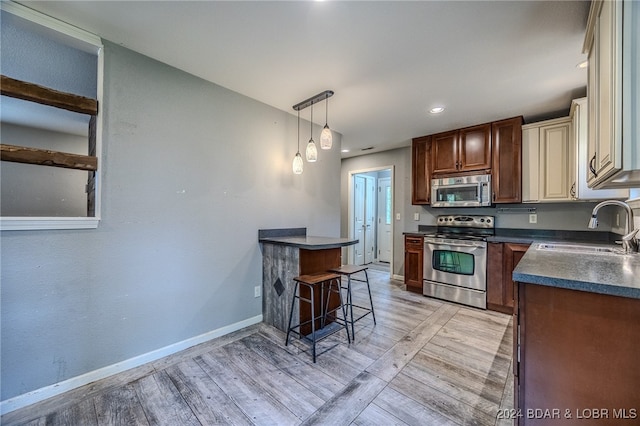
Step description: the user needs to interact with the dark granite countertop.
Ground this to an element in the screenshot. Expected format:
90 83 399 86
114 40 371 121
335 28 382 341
259 235 358 250
259 227 357 250
403 226 638 298
404 227 618 245
513 243 640 299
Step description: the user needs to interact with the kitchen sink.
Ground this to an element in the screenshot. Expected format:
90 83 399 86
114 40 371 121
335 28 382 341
535 242 623 255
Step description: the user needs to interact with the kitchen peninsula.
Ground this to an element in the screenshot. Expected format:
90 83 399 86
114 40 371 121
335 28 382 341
258 228 358 333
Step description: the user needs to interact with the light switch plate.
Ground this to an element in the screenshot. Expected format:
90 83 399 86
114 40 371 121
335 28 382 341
396 213 401 220
529 214 537 224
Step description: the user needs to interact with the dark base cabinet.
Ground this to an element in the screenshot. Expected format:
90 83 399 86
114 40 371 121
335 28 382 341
404 235 423 294
487 242 529 314
514 284 640 425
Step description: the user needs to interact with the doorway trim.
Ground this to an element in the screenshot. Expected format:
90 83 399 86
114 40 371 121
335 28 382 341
347 165 394 277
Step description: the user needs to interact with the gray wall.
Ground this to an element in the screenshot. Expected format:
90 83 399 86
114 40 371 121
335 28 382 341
0 41 342 401
0 10 97 97
1 123 88 216
341 147 619 277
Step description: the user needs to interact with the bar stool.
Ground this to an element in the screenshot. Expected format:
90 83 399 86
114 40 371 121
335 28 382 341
328 265 376 339
285 272 351 363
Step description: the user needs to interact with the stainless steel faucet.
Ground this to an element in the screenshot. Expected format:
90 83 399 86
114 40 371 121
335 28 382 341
588 200 638 253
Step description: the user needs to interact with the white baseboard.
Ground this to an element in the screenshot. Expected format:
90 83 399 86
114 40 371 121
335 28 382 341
392 274 404 281
0 314 263 415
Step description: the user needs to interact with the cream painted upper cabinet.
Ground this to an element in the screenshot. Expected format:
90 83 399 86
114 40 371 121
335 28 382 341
584 0 640 188
522 117 573 202
570 97 629 200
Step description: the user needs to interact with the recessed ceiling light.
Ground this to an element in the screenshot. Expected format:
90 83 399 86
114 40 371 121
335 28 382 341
576 60 588 69
429 107 445 114
341 149 350 153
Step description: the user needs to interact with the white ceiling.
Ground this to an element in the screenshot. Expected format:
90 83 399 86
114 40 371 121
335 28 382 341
17 0 590 157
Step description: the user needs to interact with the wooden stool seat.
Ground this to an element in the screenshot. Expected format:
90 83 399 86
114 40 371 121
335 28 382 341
295 272 341 285
328 265 376 339
285 272 350 362
329 265 368 275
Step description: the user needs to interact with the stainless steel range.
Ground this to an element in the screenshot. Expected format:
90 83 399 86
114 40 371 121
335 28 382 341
423 215 494 309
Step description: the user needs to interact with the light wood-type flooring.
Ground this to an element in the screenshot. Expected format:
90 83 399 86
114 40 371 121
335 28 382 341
3 269 514 426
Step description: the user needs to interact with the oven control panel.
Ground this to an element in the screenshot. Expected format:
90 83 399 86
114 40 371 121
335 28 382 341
436 215 494 229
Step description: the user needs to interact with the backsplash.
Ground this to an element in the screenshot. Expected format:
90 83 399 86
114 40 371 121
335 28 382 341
412 202 617 233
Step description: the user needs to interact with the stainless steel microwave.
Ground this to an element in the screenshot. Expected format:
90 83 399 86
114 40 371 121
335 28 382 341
431 174 492 207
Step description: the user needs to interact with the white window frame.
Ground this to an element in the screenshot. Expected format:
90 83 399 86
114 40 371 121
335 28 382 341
0 1 103 231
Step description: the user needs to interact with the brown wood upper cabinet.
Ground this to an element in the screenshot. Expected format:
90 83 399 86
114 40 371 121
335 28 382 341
431 123 491 174
411 136 431 204
492 117 523 203
411 116 523 205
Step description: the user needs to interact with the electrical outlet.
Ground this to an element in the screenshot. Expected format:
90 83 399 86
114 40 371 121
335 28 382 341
414 212 420 221
529 214 537 224
254 286 261 298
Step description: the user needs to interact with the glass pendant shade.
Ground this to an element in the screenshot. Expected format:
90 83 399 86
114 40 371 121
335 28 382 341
320 125 332 149
306 139 318 162
292 152 303 174
305 104 317 162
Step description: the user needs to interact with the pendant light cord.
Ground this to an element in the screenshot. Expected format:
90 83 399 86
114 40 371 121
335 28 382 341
297 109 300 152
310 104 313 140
325 93 329 125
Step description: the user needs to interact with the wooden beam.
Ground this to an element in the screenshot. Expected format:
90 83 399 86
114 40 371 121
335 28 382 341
1 75 98 115
0 143 98 171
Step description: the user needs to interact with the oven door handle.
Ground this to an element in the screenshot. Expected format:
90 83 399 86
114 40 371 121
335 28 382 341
424 240 486 249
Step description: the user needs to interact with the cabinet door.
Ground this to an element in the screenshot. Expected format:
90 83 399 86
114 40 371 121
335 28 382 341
503 243 529 311
486 242 505 312
487 242 529 315
404 236 423 294
459 123 492 172
572 97 629 199
411 136 431 204
521 126 540 202
431 130 459 174
586 0 624 188
539 119 572 201
492 117 522 203
587 35 599 187
594 0 619 180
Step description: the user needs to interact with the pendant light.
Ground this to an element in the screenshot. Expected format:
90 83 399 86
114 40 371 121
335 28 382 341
291 90 334 174
306 104 318 162
292 109 303 174
320 92 333 149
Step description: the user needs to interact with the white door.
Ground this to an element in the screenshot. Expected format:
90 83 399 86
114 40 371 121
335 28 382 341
364 176 376 264
377 177 392 263
353 175 366 266
353 174 377 265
